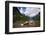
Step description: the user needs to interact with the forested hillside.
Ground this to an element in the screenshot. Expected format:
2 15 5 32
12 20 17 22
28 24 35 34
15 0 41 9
13 7 29 23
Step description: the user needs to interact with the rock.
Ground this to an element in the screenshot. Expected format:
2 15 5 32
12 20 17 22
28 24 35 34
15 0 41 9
29 20 35 26
21 24 24 26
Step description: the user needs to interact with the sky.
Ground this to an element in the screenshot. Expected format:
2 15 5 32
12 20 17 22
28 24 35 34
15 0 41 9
18 7 40 17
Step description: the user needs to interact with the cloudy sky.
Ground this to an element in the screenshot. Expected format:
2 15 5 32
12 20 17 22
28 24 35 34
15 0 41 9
18 7 40 17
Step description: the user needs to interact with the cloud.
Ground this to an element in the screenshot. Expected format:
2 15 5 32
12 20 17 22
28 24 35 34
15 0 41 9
19 7 40 17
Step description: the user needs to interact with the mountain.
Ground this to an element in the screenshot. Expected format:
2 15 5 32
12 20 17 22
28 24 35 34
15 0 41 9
32 12 40 20
13 7 40 23
13 7 30 23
